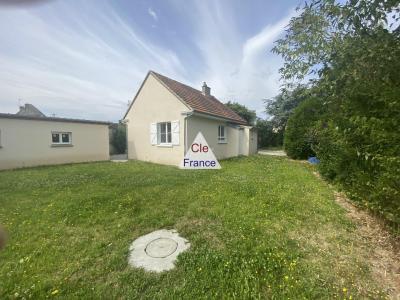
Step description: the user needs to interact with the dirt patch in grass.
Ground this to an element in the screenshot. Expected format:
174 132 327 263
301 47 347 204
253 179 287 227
289 223 382 298
312 171 400 298
334 191 400 299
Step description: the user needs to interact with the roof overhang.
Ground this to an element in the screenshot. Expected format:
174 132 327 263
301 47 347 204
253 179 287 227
0 113 111 125
188 111 249 126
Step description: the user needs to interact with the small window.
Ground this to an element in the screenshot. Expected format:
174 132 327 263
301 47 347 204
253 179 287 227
52 133 60 143
52 132 72 145
218 125 227 143
157 122 171 144
61 133 70 143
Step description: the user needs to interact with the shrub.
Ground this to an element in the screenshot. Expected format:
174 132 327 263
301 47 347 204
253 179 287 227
110 123 127 154
284 98 324 159
313 31 400 228
315 120 400 227
256 119 283 148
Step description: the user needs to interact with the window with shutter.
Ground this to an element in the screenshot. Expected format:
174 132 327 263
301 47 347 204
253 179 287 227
154 122 172 145
151 121 178 146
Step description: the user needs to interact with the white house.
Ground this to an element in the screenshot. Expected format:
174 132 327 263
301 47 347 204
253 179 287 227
123 71 257 166
0 104 110 170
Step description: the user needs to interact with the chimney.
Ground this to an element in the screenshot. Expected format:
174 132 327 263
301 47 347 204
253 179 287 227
202 82 210 96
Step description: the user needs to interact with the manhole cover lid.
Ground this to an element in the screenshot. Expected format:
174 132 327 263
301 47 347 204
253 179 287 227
145 238 178 258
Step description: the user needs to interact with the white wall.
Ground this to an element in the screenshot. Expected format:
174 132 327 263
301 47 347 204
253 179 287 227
124 73 189 166
248 128 258 155
186 115 241 159
187 116 258 159
0 118 109 170
124 73 258 167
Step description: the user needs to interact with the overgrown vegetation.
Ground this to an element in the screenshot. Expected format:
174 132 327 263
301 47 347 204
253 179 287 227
273 0 400 228
0 158 390 298
110 123 127 154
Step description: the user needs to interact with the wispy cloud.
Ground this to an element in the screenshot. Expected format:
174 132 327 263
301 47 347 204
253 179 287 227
148 7 158 21
0 0 294 120
178 1 295 117
0 2 182 120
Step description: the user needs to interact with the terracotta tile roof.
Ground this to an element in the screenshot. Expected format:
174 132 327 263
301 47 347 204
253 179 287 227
151 71 248 125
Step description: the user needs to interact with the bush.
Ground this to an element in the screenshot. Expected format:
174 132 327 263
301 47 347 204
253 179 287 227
284 98 324 159
313 31 400 228
315 110 400 228
256 119 283 148
315 119 400 227
110 124 126 154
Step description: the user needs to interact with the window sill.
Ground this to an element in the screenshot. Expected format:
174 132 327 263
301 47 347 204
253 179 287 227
218 141 228 144
157 144 173 148
51 144 73 147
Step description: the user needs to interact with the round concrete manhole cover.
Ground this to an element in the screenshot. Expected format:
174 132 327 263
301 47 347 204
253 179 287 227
128 229 190 272
145 238 178 258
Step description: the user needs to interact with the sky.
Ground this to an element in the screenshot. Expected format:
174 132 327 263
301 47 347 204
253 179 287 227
0 0 301 122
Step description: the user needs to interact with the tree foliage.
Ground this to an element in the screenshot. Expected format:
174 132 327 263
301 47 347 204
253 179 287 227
225 101 257 125
273 0 400 83
256 118 284 148
284 97 325 159
110 123 127 154
265 86 309 132
261 86 310 148
273 0 400 228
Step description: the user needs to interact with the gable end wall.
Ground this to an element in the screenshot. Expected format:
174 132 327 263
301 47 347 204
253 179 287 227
124 74 189 166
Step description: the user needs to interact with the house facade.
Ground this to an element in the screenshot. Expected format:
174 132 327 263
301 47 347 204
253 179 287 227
123 71 257 166
0 108 110 170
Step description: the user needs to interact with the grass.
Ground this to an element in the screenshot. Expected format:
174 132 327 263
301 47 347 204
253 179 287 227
0 156 388 299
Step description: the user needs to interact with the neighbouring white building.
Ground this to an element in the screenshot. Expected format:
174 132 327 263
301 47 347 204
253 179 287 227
0 104 110 170
123 71 257 166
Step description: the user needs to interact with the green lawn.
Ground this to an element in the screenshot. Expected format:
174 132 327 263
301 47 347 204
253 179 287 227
0 156 387 299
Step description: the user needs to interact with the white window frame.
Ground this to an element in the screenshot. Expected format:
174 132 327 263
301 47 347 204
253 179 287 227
157 122 172 145
218 125 227 143
52 131 72 145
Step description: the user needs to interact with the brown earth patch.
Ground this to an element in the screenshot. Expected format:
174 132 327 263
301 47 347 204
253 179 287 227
312 171 400 299
334 191 400 299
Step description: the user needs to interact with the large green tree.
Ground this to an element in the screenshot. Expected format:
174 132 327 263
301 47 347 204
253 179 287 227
265 86 309 130
225 101 257 125
262 85 310 147
273 0 400 227
255 118 284 148
273 0 399 82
